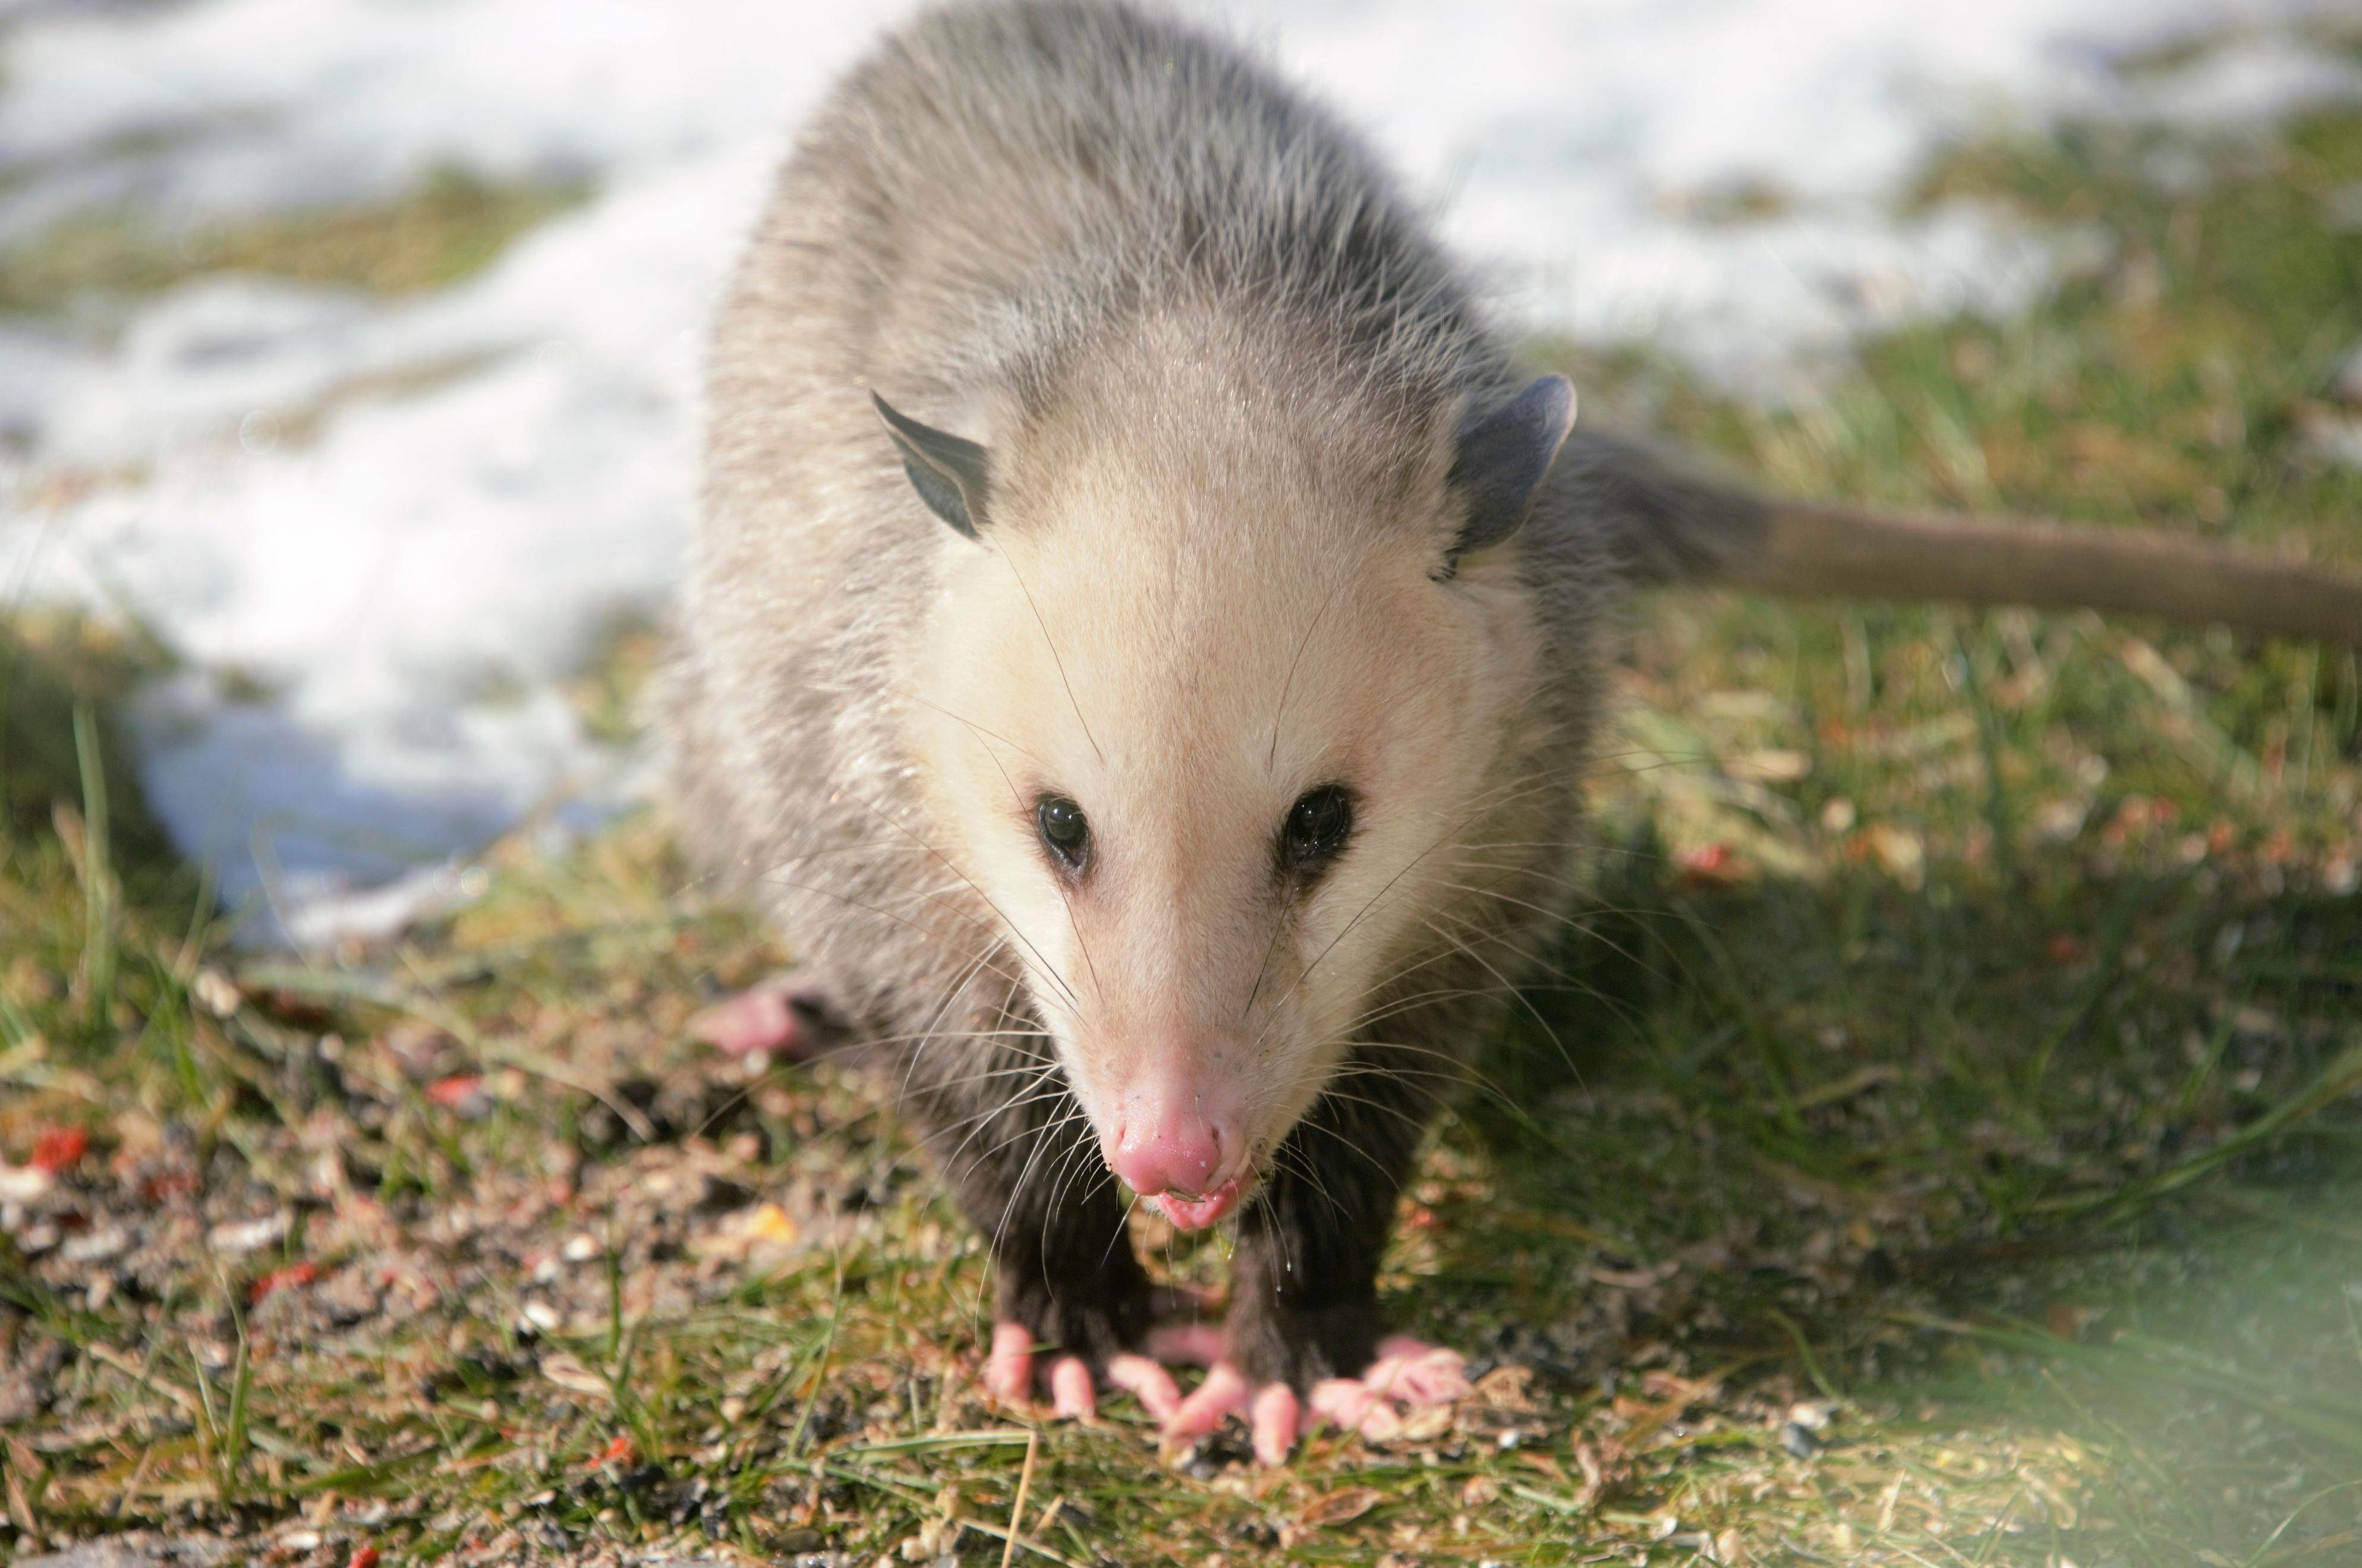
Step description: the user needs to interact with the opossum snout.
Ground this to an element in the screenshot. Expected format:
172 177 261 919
1106 1089 1243 1229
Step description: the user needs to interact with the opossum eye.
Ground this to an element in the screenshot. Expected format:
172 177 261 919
1035 795 1091 873
1280 785 1354 876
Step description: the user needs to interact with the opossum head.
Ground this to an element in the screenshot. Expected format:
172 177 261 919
884 333 1571 1230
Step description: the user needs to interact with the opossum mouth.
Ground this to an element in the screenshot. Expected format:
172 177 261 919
1148 1173 1248 1232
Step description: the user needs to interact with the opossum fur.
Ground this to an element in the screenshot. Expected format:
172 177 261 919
664 1 1762 1392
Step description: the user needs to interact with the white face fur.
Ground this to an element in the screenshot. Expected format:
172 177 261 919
901 396 1545 1217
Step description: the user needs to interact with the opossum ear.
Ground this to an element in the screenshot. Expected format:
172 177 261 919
1441 374 1576 576
873 391 992 539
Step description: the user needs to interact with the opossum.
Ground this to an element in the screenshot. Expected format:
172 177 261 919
666 1 2362 1465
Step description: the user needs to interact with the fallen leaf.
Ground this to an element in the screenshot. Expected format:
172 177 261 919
1639 1369 1720 1405
1298 1486 1382 1528
425 1075 490 1119
538 1353 612 1399
347 1545 379 1568
1734 748 1812 783
250 1261 319 1305
1862 823 1925 889
138 1169 199 1204
29 1126 88 1175
1470 1365 1538 1412
1573 1437 1632 1505
692 1201 801 1261
1396 1403 1454 1443
2044 1302 2095 1341
209 1213 289 1255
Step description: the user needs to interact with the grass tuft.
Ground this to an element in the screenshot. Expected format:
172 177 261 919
0 168 587 315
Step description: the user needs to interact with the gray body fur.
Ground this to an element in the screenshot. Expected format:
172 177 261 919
665 0 1761 1383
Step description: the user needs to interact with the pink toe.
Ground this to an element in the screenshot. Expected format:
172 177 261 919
1402 1357 1470 1405
1308 1377 1375 1431
985 1322 1035 1402
1108 1353 1184 1421
1251 1384 1301 1465
1166 1361 1249 1438
1365 1339 1469 1405
1050 1356 1096 1419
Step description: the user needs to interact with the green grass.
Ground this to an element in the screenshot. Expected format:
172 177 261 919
6 80 2362 1568
0 168 585 315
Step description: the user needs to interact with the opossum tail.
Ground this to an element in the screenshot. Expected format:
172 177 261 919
1567 429 2362 649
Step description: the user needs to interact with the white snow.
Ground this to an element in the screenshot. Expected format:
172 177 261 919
0 0 2349 942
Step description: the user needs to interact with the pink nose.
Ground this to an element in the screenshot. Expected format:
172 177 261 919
1107 1112 1226 1198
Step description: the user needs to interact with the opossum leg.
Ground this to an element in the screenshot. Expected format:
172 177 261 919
1227 1060 1432 1387
686 972 848 1057
1161 1060 1457 1462
915 1039 1155 1416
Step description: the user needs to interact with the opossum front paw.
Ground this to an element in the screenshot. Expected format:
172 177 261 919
1155 1327 1469 1465
984 1320 1097 1418
1303 1336 1470 1438
982 1320 1188 1424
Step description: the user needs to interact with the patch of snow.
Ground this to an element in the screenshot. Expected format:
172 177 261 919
2114 36 2362 125
0 0 2348 940
7 155 756 939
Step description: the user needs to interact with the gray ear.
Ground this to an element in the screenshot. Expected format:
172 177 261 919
1441 374 1576 574
873 391 992 539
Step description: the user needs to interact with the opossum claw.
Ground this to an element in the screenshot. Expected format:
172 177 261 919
1048 1353 1097 1419
1251 1383 1302 1465
1105 1353 1183 1420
